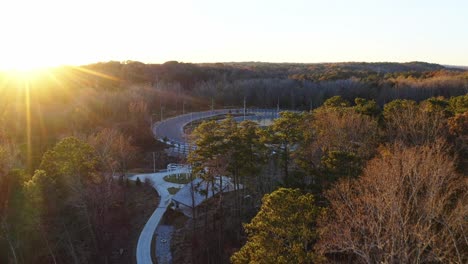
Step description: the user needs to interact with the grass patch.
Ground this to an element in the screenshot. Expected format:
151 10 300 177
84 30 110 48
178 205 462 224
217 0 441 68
163 173 191 184
167 187 181 195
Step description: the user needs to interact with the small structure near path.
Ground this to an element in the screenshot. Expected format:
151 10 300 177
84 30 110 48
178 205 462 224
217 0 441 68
171 176 242 218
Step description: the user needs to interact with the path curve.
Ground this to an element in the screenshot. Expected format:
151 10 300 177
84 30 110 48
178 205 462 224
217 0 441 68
153 108 280 153
135 108 281 264
153 109 241 145
129 168 189 264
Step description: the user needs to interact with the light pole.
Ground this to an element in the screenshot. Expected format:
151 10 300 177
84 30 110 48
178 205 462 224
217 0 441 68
243 96 246 121
150 113 158 131
210 97 214 114
277 97 280 117
190 112 193 130
150 113 158 172
160 106 164 121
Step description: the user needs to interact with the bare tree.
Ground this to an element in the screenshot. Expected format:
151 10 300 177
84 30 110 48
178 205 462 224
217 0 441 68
312 108 380 159
88 128 137 177
317 141 468 263
384 101 448 146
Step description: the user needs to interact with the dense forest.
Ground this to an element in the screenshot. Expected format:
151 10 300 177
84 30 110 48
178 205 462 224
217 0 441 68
0 61 467 263
185 95 467 264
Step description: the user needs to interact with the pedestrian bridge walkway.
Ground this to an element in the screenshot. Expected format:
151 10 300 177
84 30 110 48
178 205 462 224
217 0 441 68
153 108 283 155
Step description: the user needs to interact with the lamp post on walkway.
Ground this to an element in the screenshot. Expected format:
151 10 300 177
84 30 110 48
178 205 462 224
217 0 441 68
277 97 280 118
243 96 246 121
150 113 158 131
210 97 214 114
160 106 164 122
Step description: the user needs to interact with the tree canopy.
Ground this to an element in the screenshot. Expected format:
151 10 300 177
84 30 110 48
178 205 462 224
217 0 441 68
231 188 324 264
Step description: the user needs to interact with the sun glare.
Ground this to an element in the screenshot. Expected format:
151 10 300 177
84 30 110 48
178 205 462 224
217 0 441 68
5 68 46 81
0 56 66 86
0 62 51 82
0 58 58 72
0 63 57 91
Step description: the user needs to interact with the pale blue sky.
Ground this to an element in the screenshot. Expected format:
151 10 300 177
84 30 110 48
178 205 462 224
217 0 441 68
1 0 467 69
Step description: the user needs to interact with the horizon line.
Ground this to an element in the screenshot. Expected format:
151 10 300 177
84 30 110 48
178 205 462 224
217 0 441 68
1 60 468 72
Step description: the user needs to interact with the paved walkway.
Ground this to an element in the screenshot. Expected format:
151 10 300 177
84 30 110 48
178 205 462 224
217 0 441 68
153 109 241 145
132 108 282 263
128 167 189 264
153 108 280 154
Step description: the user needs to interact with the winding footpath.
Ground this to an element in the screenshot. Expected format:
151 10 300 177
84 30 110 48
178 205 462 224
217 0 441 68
131 109 237 264
132 108 281 264
129 168 189 264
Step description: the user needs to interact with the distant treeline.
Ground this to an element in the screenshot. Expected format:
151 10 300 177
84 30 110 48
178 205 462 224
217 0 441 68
82 60 468 108
0 61 466 171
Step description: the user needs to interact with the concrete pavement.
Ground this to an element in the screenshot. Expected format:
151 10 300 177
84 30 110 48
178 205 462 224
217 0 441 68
133 108 281 263
129 167 189 264
153 108 280 154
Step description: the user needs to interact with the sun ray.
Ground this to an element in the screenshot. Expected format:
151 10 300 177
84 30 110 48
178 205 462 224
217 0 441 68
43 68 65 88
71 66 120 81
24 79 32 170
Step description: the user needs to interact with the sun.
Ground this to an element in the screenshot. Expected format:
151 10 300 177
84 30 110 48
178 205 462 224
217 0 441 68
0 61 52 86
0 55 64 85
0 57 63 91
1 63 47 72
0 56 60 72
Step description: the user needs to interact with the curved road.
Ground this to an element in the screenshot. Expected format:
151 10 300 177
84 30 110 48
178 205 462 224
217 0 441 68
134 109 243 264
135 108 281 264
153 109 242 145
153 108 279 149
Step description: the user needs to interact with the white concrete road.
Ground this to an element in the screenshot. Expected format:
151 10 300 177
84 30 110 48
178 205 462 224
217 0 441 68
153 108 280 154
133 108 282 264
129 167 189 264
153 109 242 145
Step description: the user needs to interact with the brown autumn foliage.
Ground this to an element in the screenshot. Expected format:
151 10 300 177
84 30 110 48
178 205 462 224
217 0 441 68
295 108 380 183
87 128 138 176
448 111 468 137
312 108 380 159
384 102 448 146
317 142 468 263
448 112 468 170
